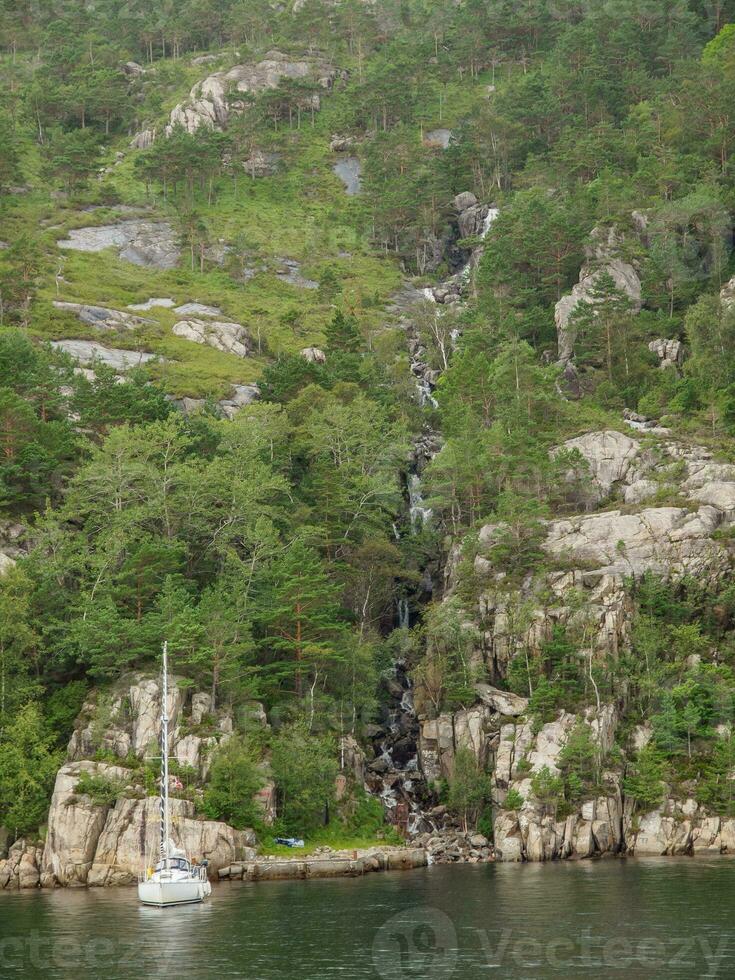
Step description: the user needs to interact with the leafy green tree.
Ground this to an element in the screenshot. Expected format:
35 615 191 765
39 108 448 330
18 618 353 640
477 188 589 308
448 747 490 832
413 597 480 716
623 746 667 814
189 577 255 710
569 270 639 385
0 236 42 327
503 787 525 812
71 367 173 433
0 702 61 837
270 724 337 834
558 721 598 802
202 737 264 829
530 765 564 814
292 387 407 550
0 112 22 191
260 354 323 403
528 676 565 725
652 692 682 756
696 735 735 817
0 569 38 730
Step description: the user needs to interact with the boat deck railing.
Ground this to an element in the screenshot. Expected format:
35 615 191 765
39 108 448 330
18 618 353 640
139 863 209 882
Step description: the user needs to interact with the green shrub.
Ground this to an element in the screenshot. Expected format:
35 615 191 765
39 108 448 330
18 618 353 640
503 788 525 812
201 737 264 830
75 770 126 806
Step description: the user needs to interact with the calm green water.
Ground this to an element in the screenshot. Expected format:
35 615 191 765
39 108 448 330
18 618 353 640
1 859 735 979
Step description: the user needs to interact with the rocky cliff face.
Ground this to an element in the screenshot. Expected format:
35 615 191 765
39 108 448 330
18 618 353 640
40 761 255 887
164 51 346 136
0 674 257 889
412 425 735 861
555 224 642 366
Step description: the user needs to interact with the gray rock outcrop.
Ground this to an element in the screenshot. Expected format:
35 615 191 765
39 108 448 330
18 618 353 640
558 429 641 501
172 319 252 357
34 675 264 888
0 839 44 890
243 149 281 177
53 301 154 332
218 383 261 418
555 225 642 364
543 505 727 579
720 274 735 310
333 157 361 195
128 297 175 311
86 797 255 885
130 129 156 150
493 706 625 862
649 338 684 370
50 340 157 372
627 800 730 856
167 51 346 135
454 191 491 240
277 259 318 289
40 762 255 887
424 129 452 149
437 425 735 863
58 220 180 269
300 347 326 364
174 302 222 316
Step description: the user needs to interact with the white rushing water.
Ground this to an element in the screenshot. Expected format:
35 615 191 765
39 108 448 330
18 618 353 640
397 597 410 630
408 473 432 529
481 206 500 238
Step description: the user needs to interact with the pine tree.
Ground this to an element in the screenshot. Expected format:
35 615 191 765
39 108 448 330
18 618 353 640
255 540 346 697
325 311 362 353
569 270 636 382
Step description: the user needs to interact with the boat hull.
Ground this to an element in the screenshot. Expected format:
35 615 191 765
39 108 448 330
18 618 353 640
138 878 211 907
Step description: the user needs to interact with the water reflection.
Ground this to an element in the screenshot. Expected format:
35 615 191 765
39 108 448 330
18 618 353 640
1 860 735 978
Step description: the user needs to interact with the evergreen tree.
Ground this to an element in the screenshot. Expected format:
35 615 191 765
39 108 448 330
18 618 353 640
325 311 362 353
254 540 346 697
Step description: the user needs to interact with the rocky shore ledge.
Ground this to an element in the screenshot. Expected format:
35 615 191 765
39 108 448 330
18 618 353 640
216 847 427 883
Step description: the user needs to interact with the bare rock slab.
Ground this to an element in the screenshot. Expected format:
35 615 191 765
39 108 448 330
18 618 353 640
172 319 252 357
58 220 180 269
51 340 157 372
53 301 154 332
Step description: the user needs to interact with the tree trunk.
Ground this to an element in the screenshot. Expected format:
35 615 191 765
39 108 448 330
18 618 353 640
295 604 302 696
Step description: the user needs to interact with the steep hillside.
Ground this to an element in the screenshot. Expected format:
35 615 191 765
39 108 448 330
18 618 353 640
3 1 735 882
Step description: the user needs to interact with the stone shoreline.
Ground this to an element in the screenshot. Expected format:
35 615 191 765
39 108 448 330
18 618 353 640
216 847 428 882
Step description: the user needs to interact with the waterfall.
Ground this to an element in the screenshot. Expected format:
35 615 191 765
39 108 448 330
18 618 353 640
414 377 438 409
481 207 500 238
366 661 432 837
408 473 432 529
397 597 410 630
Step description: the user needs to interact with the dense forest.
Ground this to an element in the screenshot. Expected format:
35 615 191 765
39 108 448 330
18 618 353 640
2 0 735 856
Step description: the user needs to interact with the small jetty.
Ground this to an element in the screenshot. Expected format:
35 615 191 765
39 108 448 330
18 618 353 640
216 847 427 883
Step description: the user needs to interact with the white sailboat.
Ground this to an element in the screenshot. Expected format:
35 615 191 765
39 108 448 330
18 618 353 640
138 641 212 907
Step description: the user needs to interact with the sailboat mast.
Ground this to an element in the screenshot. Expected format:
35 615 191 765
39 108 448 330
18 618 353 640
160 640 171 870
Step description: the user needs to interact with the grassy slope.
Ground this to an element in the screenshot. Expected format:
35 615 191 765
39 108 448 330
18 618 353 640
10 56 397 397
3 46 495 398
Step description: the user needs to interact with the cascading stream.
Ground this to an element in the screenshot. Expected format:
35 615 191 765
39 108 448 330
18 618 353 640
368 198 500 837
